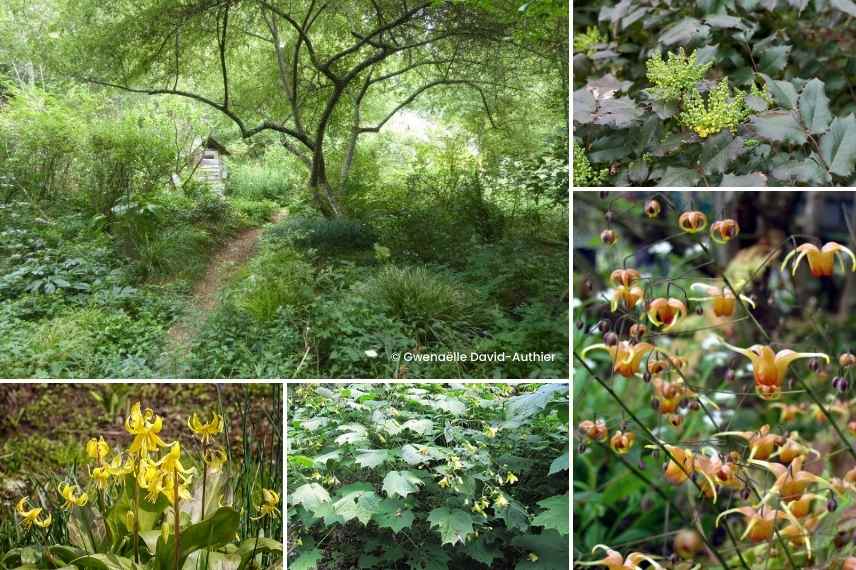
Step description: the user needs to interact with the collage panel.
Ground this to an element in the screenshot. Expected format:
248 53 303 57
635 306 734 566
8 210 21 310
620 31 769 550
286 382 570 569
573 191 856 568
573 0 856 187
0 1 568 381
0 383 283 570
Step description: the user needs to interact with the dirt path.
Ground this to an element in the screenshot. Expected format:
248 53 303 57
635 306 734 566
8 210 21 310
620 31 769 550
164 209 287 351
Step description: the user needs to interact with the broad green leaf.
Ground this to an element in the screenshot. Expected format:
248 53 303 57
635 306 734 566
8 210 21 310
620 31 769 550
591 97 641 128
761 75 799 109
798 79 832 135
757 45 790 74
68 553 134 570
333 490 381 524
372 498 416 533
381 471 424 498
290 549 322 570
771 157 830 184
427 508 475 546
548 450 569 475
290 483 331 510
820 114 856 177
354 449 390 469
721 172 767 186
704 15 744 29
313 451 340 466
531 495 569 536
335 431 368 445
156 507 240 570
658 18 710 46
463 535 501 565
511 531 569 570
236 537 282 570
504 384 567 425
430 396 466 415
307 501 346 525
401 444 442 465
750 111 807 145
400 418 432 434
657 167 701 187
627 160 649 184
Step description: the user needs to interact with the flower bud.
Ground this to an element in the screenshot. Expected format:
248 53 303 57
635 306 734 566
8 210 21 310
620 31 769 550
644 199 662 218
604 332 619 346
674 529 703 560
840 353 856 368
828 496 839 512
597 319 610 333
601 229 617 245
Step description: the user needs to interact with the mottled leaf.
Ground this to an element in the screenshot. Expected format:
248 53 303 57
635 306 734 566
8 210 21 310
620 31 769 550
381 471 424 498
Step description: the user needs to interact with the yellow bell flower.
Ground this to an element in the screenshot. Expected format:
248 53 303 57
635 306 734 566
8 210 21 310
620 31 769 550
86 437 110 463
187 412 224 445
125 402 169 457
252 488 281 520
781 241 856 277
16 497 52 530
157 442 195 478
493 494 509 509
58 483 89 510
506 472 519 485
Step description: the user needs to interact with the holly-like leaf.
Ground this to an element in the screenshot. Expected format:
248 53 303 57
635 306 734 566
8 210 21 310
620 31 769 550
658 18 710 46
820 114 856 177
761 75 799 109
700 131 745 175
531 495 569 536
290 483 331 510
770 157 830 184
381 471 424 498
750 111 807 145
721 172 767 186
798 79 832 135
427 508 475 546
372 498 416 533
354 449 390 469
591 97 642 129
658 167 701 187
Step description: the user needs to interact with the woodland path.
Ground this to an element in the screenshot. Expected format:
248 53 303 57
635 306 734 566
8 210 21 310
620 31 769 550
162 209 288 364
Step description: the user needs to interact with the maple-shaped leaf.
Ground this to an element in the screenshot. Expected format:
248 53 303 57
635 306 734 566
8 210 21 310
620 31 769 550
381 471 424 498
372 498 416 533
333 490 381 525
354 449 390 469
290 483 331 510
531 495 569 536
427 507 475 546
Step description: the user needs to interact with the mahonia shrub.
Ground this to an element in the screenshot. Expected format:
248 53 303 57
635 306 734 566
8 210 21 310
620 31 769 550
573 0 856 186
287 383 569 570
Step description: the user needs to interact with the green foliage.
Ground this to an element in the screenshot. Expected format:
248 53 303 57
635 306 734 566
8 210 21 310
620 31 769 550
572 143 607 187
287 383 569 569
266 216 376 254
574 0 856 185
573 26 605 56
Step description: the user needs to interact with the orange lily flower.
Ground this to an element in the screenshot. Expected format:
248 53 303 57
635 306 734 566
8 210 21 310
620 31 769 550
720 342 829 399
610 431 636 455
716 424 783 461
689 283 755 317
781 241 856 277
646 298 687 331
779 509 823 558
652 378 696 415
751 456 831 504
710 219 740 244
611 286 644 312
694 450 744 503
784 493 825 519
772 432 820 464
678 211 708 234
578 545 664 569
610 269 641 287
647 354 687 375
579 419 608 442
770 403 805 423
582 341 655 378
660 445 695 485
716 505 789 543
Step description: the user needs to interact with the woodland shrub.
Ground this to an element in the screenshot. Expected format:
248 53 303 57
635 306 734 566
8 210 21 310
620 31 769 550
573 0 856 186
287 383 570 570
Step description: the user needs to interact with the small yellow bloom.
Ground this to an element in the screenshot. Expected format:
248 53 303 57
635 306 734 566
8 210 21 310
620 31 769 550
16 497 52 530
528 553 539 562
125 402 169 457
58 483 89 509
187 412 224 445
485 426 498 438
157 442 195 478
494 494 509 509
86 437 110 463
91 465 112 490
506 472 519 485
203 447 228 471
252 488 281 520
438 476 450 488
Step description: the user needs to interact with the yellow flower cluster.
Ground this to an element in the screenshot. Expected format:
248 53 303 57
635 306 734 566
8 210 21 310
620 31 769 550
679 79 750 139
646 48 712 102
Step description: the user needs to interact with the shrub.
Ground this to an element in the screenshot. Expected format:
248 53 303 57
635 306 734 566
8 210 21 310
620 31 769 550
227 196 278 227
230 248 315 322
265 216 376 253
287 383 570 569
227 153 300 202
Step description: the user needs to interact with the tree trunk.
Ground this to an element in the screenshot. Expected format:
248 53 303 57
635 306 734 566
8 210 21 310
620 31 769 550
309 153 345 218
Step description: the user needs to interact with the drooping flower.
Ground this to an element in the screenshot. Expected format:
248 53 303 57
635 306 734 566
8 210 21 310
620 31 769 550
716 424 782 460
678 211 707 234
16 497 52 530
781 241 856 277
579 419 608 441
58 483 89 510
710 219 740 244
577 545 664 569
694 450 744 503
770 402 805 423
772 432 819 464
661 445 694 485
187 412 224 445
646 298 687 331
203 447 228 471
610 286 645 312
750 456 832 504
689 283 755 317
252 488 281 520
582 341 655 378
610 269 641 287
86 437 111 464
125 403 169 457
610 431 635 455
506 472 519 485
644 199 662 219
716 505 789 543
720 342 829 399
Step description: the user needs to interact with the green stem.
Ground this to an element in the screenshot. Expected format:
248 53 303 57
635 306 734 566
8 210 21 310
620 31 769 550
796 376 856 462
574 352 751 570
174 466 180 570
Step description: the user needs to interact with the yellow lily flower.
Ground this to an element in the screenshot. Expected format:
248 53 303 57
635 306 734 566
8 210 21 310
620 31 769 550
125 402 169 457
577 545 664 569
16 497 52 530
252 488 281 520
86 437 110 463
58 483 89 509
581 341 655 378
720 341 829 399
689 282 755 317
781 241 856 277
157 442 195 477
91 465 112 490
187 412 224 444
506 472 518 485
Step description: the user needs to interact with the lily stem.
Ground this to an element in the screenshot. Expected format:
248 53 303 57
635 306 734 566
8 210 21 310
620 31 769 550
174 466 181 570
